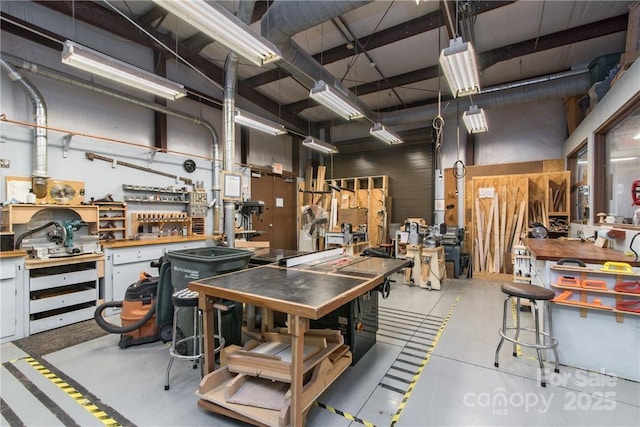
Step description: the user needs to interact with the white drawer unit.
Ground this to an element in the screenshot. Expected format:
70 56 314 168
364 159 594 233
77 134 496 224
103 239 207 314
1 254 26 343
25 256 102 336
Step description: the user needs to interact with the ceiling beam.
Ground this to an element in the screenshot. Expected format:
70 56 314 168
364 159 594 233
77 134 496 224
138 5 166 27
303 12 629 119
242 1 514 89
32 0 308 131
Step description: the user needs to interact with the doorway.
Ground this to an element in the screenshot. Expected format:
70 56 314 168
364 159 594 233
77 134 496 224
250 171 297 250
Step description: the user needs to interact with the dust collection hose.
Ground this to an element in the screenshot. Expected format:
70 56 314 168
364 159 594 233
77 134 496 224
15 221 65 249
94 300 157 334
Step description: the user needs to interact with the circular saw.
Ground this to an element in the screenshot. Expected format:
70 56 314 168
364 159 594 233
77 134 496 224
49 183 77 204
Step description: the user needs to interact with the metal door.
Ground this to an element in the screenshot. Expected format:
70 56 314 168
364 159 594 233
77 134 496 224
250 172 297 250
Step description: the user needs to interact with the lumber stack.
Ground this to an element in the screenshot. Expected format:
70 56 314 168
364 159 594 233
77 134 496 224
470 171 570 273
472 176 528 274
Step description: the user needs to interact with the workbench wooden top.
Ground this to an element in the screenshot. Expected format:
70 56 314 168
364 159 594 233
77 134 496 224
190 257 409 320
524 238 639 267
0 250 27 259
100 235 211 249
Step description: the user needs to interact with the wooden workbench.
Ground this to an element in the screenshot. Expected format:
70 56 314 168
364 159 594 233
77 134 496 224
523 238 640 381
189 254 409 427
524 237 639 266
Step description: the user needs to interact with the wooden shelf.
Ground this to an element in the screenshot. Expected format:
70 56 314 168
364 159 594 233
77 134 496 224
551 265 640 277
551 283 640 298
93 202 127 241
552 301 640 317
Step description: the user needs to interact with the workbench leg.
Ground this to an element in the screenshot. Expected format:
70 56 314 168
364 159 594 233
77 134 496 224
199 294 216 374
289 315 308 427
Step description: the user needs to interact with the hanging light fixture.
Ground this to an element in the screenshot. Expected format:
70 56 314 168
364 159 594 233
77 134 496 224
463 105 488 133
302 137 338 154
309 80 364 121
439 37 481 98
61 40 187 100
370 123 403 145
234 109 286 135
153 0 280 66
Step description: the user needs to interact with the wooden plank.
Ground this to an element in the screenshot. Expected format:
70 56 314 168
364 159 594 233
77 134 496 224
513 201 526 247
475 198 484 271
500 190 506 273
304 165 313 206
483 195 496 272
494 193 500 273
225 375 289 411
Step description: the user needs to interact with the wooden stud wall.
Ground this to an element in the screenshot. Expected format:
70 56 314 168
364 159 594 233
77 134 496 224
297 169 390 249
468 170 570 274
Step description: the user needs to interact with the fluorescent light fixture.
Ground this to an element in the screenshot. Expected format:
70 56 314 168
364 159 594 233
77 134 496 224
234 109 286 135
153 0 280 66
61 40 186 100
370 123 403 145
463 105 488 133
610 156 638 162
303 137 338 154
309 80 364 121
633 132 640 140
439 37 481 97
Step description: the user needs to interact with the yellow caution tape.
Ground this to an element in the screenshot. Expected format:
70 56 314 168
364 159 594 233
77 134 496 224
313 401 376 427
24 357 121 427
390 294 460 426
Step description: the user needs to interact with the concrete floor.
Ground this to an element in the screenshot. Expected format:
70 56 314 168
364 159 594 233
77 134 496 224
2 274 639 426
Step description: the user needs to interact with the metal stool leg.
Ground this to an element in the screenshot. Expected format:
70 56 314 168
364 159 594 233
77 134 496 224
512 297 521 357
547 301 560 374
165 306 179 391
494 295 510 368
531 299 547 387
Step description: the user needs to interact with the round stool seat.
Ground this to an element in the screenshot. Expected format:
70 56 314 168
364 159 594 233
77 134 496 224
501 282 555 300
172 289 199 307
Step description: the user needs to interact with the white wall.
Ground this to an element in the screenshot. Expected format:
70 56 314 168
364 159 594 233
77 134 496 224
563 59 640 225
0 1 296 236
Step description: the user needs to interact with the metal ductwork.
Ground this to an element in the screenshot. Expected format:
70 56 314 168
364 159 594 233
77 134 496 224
223 0 256 247
262 0 372 118
1 58 49 198
377 70 591 126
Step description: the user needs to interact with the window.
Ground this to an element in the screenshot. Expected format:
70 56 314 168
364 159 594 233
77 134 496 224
601 105 640 224
568 143 589 223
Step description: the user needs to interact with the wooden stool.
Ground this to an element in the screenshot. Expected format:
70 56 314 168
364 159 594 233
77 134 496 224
494 282 560 387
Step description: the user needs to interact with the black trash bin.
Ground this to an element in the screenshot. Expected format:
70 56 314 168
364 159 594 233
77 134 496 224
166 246 252 347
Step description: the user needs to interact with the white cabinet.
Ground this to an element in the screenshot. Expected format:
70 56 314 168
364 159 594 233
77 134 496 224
24 254 103 335
1 254 25 343
102 239 208 313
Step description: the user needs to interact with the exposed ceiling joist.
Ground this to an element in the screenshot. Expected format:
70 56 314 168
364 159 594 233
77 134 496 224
297 12 629 118
242 1 514 90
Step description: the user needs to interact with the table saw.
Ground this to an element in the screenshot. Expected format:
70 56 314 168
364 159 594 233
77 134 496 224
189 248 410 427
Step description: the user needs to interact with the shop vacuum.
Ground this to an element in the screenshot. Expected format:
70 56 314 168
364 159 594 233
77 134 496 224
94 259 174 349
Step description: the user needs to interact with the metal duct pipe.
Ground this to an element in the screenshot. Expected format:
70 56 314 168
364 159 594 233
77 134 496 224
1 54 222 233
378 69 591 126
223 52 239 248
1 58 49 198
223 0 256 247
262 1 372 115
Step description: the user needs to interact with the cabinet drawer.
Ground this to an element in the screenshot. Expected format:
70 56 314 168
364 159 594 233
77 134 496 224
29 306 96 335
0 264 17 280
30 284 97 314
112 247 164 265
30 269 98 291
